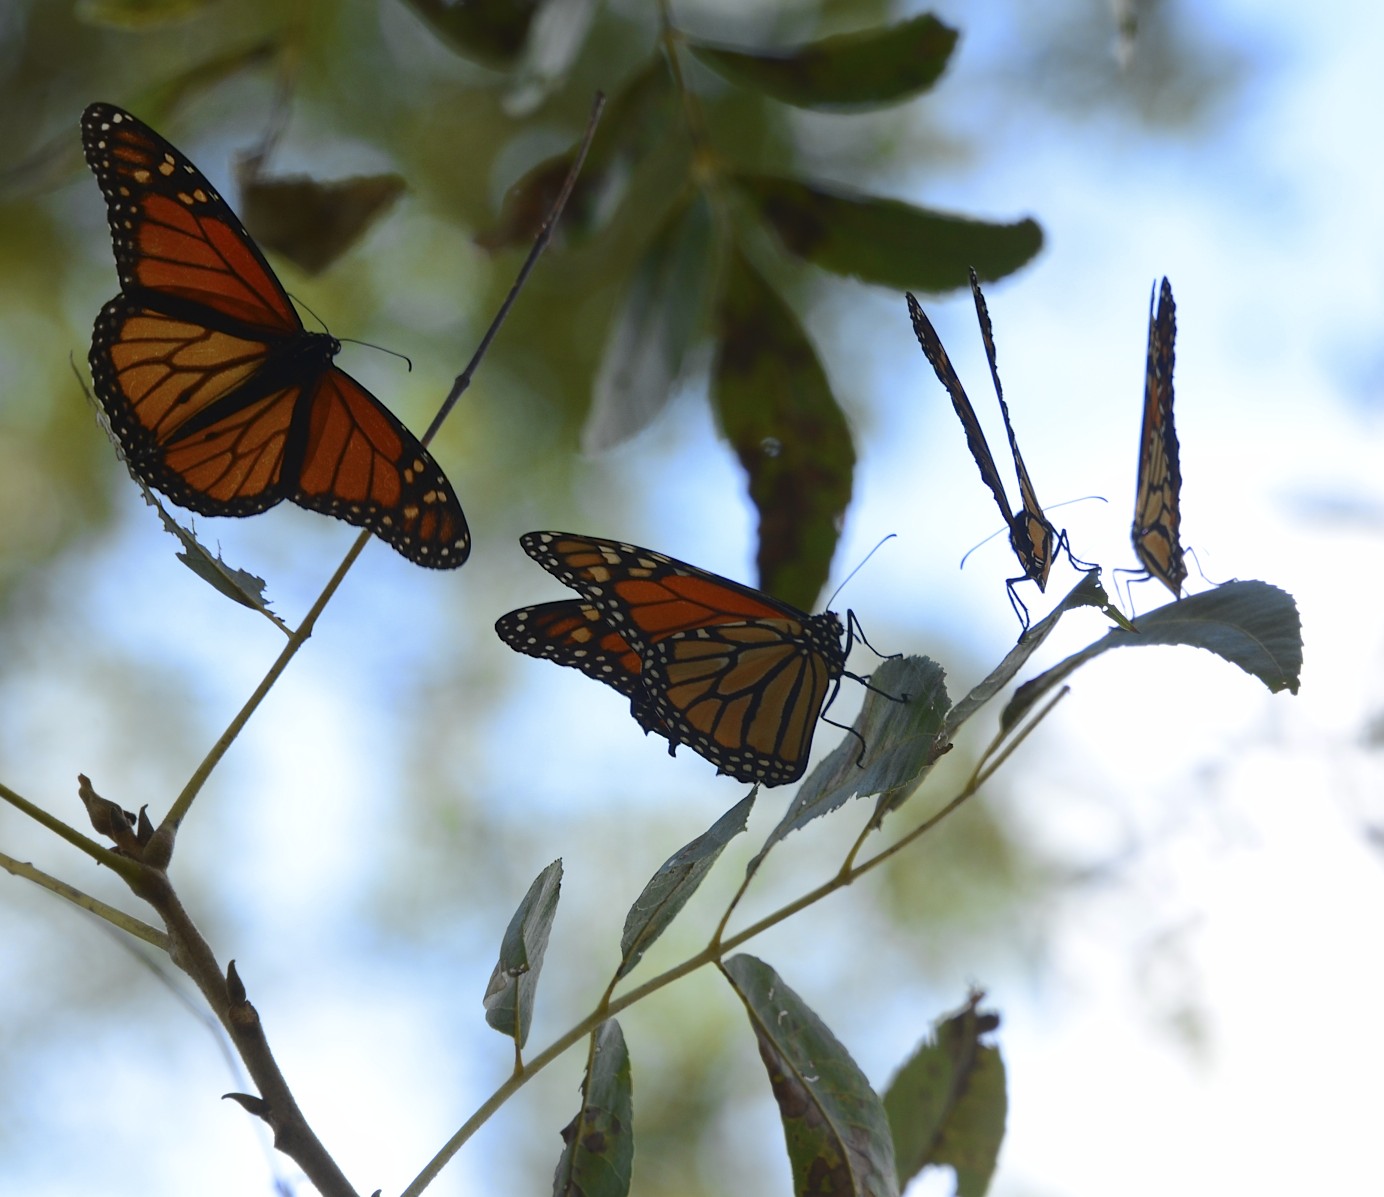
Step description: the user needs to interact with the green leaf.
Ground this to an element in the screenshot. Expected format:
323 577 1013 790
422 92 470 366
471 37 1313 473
617 793 754 980
749 657 949 876
584 191 716 451
1002 580 1303 732
735 174 1042 292
945 570 1113 739
399 0 541 68
552 1020 633 1197
712 244 854 609
688 14 957 112
724 955 899 1197
76 0 210 28
484 859 562 1049
238 170 405 276
882 992 1006 1197
478 61 674 252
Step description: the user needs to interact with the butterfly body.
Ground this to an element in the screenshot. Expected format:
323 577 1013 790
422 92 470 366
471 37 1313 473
496 532 850 786
1131 278 1184 596
82 103 469 567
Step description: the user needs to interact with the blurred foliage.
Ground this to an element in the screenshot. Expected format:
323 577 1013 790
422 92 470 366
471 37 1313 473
0 1 1248 1195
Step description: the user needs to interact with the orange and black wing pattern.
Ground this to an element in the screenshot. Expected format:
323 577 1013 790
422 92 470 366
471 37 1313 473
1132 278 1184 596
494 599 664 735
905 275 1056 591
498 532 848 786
81 103 468 567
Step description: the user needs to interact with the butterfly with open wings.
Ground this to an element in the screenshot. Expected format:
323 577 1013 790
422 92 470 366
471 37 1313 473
495 532 863 786
81 102 468 567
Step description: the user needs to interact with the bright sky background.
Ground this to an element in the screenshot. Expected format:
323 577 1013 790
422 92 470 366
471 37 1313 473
4 1 1384 1195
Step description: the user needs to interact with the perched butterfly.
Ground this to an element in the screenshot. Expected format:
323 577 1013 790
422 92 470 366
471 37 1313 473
495 532 853 786
906 271 1066 616
81 103 469 567
1131 278 1185 597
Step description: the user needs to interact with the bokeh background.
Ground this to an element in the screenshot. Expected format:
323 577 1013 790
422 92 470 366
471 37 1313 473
1 1 1381 1195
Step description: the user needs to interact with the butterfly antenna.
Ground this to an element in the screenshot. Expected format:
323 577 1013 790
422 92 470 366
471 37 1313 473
338 338 414 373
422 92 606 446
824 533 896 611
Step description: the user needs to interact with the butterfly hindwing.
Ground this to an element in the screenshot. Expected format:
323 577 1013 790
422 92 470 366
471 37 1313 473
81 103 469 567
1132 278 1184 596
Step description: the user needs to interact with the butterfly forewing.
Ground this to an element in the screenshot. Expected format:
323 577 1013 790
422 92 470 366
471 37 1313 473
1132 278 1184 596
82 103 470 567
906 281 1057 594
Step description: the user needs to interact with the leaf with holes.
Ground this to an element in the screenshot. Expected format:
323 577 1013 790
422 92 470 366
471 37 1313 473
552 1020 633 1197
882 992 1006 1197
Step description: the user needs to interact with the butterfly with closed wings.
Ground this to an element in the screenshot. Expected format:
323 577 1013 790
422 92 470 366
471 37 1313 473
495 532 865 786
906 270 1080 622
1131 278 1185 597
81 102 469 567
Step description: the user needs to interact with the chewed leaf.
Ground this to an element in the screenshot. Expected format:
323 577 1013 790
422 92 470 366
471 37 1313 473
585 191 715 451
618 793 754 980
1002 580 1302 731
750 657 949 876
552 1020 633 1197
724 955 899 1197
712 243 854 609
688 14 957 112
883 992 1006 1197
735 174 1042 292
484 859 562 1049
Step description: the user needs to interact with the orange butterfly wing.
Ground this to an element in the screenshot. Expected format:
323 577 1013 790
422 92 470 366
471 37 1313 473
82 103 469 568
505 532 846 785
494 599 665 736
1131 278 1185 596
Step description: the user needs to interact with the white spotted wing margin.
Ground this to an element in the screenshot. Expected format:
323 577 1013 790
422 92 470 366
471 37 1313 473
552 1020 633 1197
483 859 562 1051
723 954 900 1197
616 793 756 981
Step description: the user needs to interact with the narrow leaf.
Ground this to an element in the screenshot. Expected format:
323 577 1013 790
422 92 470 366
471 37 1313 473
724 955 899 1197
712 243 854 609
944 570 1110 740
585 191 716 451
399 0 541 68
618 793 755 980
882 992 1006 1197
484 859 562 1049
689 14 957 112
1002 580 1302 732
750 657 949 877
735 174 1042 292
552 1020 633 1197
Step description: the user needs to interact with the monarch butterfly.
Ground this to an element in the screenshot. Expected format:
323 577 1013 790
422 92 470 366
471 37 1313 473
906 271 1063 613
81 103 469 568
495 532 852 786
1131 278 1185 596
